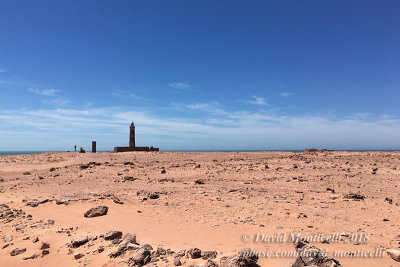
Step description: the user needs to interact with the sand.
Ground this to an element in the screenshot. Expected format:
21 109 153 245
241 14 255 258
0 151 399 266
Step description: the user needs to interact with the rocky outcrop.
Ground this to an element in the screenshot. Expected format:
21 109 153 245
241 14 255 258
291 239 341 267
84 206 108 218
220 248 259 267
71 235 88 247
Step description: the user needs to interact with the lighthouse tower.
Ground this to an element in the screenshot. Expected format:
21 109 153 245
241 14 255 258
129 122 135 148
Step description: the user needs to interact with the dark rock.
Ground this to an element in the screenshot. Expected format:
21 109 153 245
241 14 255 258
10 248 26 256
84 206 108 218
161 169 166 174
149 193 159 199
42 249 50 256
195 179 205 185
220 248 258 267
32 236 39 243
71 235 88 247
344 193 365 201
104 231 123 240
291 239 341 267
74 252 85 260
188 248 202 259
124 176 138 182
202 250 218 259
23 253 39 260
131 246 151 265
40 242 50 250
26 200 40 207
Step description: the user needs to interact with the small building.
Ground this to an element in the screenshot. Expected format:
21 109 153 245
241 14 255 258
114 122 159 152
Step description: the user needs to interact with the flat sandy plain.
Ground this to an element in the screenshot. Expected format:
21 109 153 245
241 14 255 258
0 151 399 267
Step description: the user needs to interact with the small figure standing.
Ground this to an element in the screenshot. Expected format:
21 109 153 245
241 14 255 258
74 145 77 152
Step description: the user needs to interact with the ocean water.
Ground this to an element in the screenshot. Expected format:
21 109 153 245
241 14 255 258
0 149 399 156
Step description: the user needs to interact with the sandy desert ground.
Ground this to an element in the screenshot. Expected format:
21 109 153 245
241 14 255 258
0 151 399 267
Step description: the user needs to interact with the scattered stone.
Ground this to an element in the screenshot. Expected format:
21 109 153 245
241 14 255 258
291 239 341 267
188 248 202 259
105 231 123 240
344 193 365 201
74 252 85 260
25 200 40 207
4 235 13 242
195 179 205 185
56 198 69 205
112 195 124 204
124 176 138 182
201 250 218 259
98 246 105 253
148 193 159 199
16 224 27 231
42 249 50 256
10 248 26 256
84 206 108 218
131 245 151 265
40 242 50 250
387 249 400 262
220 248 258 267
161 169 166 174
23 172 31 175
174 256 182 266
205 259 219 267
23 253 39 260
175 250 186 257
385 197 393 204
71 235 89 247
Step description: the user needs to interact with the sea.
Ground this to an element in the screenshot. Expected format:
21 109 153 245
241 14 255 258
0 149 399 156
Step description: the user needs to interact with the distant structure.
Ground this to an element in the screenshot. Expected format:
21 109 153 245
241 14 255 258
114 122 159 152
92 141 96 153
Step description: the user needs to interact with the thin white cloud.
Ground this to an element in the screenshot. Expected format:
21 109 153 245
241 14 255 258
28 88 60 96
280 92 293 97
0 69 6 73
0 105 400 150
173 101 227 116
245 96 267 106
43 98 71 106
111 89 143 100
169 82 190 89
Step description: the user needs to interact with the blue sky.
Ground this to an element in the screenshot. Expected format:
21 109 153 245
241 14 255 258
1 0 399 151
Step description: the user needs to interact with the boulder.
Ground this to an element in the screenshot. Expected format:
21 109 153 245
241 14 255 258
40 242 50 250
104 231 123 240
10 248 26 256
71 235 88 247
131 246 151 266
84 206 108 218
220 248 258 267
74 252 85 260
188 247 202 259
387 249 400 262
291 239 341 267
174 256 182 266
